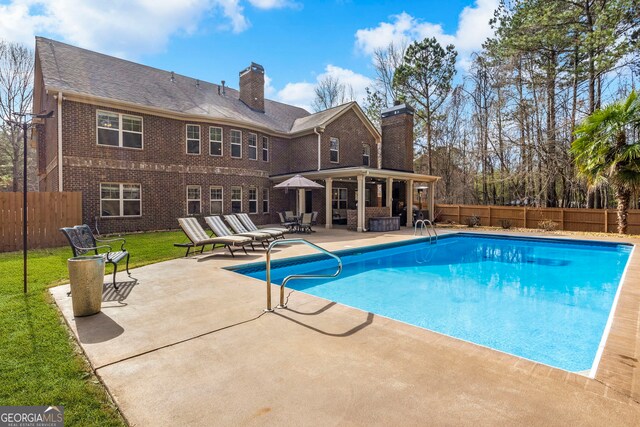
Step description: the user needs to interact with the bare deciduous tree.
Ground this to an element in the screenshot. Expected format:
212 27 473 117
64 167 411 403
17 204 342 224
0 40 34 191
311 75 354 112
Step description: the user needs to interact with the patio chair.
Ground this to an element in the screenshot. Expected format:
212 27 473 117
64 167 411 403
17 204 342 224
205 216 264 250
278 212 298 231
285 210 296 222
223 215 272 248
236 213 287 239
298 213 313 233
310 211 319 231
178 217 252 257
60 225 131 289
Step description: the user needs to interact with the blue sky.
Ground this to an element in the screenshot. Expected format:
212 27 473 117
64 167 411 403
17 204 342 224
0 0 498 111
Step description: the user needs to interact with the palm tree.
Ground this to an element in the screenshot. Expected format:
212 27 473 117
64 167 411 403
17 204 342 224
571 91 640 234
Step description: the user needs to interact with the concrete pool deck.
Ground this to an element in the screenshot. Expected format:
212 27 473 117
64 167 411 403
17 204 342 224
51 227 640 425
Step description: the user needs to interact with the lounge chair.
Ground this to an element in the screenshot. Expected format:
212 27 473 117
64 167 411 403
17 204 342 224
223 215 272 247
236 213 287 239
298 213 313 233
278 212 298 231
205 216 266 250
178 217 251 257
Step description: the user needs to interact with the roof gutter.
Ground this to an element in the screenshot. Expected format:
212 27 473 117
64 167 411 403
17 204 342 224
314 127 324 171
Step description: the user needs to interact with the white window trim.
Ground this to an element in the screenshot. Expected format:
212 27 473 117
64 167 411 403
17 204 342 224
262 136 269 162
248 187 258 214
262 188 269 213
96 110 144 150
186 124 201 155
332 187 347 209
100 182 142 218
210 185 224 215
230 129 242 159
363 144 370 166
186 185 201 216
330 137 340 163
248 133 258 161
209 126 223 157
231 186 243 213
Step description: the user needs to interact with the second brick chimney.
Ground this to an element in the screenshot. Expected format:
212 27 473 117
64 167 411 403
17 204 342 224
239 62 265 112
380 103 414 172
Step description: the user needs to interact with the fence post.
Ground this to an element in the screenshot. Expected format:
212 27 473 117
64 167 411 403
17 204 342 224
457 205 461 224
560 208 565 230
523 207 527 228
604 210 608 233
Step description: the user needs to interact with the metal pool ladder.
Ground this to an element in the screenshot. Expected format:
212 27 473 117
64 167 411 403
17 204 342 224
414 219 438 243
265 238 343 312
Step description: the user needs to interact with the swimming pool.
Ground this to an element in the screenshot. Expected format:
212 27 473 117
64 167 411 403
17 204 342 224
230 233 632 373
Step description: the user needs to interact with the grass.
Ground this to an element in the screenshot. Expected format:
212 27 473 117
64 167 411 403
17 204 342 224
0 230 187 426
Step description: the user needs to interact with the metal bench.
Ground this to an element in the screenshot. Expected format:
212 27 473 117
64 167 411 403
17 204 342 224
60 225 131 289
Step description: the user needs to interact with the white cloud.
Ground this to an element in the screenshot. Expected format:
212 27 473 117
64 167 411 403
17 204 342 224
354 1 499 69
0 0 292 57
264 73 276 97
248 0 298 9
275 64 373 112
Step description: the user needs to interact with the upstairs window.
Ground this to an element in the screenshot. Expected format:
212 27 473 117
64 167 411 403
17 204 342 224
230 130 242 158
186 124 200 154
248 133 258 160
97 111 143 149
362 144 370 166
248 187 258 213
231 187 242 213
330 138 339 163
262 188 269 213
262 136 269 161
210 186 223 214
100 183 141 217
187 185 201 215
209 127 222 156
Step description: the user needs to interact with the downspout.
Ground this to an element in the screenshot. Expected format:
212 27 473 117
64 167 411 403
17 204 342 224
57 92 63 191
314 127 324 171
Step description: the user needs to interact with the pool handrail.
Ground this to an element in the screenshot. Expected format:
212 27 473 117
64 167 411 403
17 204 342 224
414 219 438 243
265 238 343 311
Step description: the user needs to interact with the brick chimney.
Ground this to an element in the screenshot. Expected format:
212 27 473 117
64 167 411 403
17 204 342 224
381 103 414 171
239 62 265 112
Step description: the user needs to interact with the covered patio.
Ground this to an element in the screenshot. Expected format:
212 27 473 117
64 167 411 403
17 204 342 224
271 167 439 232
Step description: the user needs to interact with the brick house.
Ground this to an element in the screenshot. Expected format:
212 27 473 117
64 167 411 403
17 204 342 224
34 37 438 233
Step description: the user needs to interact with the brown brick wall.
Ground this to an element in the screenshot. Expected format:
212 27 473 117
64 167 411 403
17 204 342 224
34 55 59 191
381 111 413 172
322 109 378 170
239 64 265 112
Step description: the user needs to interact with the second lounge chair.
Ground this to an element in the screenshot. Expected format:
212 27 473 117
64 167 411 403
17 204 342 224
178 217 252 257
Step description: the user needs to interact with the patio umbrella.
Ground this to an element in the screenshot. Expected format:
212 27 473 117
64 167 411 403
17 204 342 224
274 174 324 215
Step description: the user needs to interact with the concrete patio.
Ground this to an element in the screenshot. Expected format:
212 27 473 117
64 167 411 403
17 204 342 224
51 227 640 426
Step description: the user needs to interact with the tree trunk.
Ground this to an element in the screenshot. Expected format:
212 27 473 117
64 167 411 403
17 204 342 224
615 186 630 234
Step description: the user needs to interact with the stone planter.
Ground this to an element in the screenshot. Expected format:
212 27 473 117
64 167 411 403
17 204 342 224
68 255 105 317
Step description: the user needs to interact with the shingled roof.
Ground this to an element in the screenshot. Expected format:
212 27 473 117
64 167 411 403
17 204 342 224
35 37 312 134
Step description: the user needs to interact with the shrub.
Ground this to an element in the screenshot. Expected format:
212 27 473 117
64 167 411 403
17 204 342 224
538 219 558 231
466 215 481 227
500 219 512 229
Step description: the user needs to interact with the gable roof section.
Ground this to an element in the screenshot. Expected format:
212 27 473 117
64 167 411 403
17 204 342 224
35 37 310 134
290 102 381 142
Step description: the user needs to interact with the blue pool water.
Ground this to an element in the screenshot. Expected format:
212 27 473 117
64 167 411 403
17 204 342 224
231 234 632 372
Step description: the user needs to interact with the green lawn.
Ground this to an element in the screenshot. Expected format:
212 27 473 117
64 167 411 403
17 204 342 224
0 230 187 426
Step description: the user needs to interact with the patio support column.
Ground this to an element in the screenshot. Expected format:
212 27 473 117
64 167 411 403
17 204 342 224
429 181 435 221
386 177 393 216
406 179 414 227
325 177 333 229
297 188 305 216
357 174 365 232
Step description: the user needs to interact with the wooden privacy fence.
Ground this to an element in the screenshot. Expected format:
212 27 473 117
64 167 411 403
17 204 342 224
0 192 82 252
434 204 640 234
